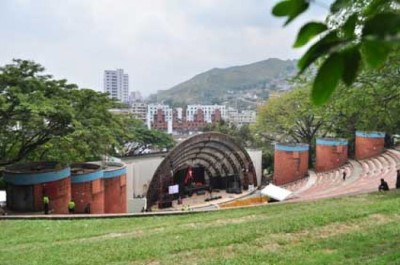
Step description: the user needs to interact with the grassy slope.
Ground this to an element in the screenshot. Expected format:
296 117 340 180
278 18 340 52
1 191 400 265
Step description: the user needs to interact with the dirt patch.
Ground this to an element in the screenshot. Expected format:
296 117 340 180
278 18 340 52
258 242 282 252
293 214 399 240
214 214 258 225
322 248 336 254
179 214 264 230
368 213 392 223
76 230 145 243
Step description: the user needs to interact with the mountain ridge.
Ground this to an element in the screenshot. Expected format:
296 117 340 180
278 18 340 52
150 58 297 108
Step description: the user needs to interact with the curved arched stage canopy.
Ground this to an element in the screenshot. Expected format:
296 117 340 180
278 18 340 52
146 132 257 208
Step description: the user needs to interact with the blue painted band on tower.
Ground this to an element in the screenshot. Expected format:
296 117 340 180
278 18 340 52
71 170 104 183
103 167 127 179
356 131 385 138
275 144 309 152
4 167 71 185
316 138 348 146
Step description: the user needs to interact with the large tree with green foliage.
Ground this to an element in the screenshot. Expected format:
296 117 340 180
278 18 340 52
0 60 76 166
273 0 400 104
120 118 175 156
324 51 400 137
0 59 175 166
26 88 131 163
254 50 400 166
253 87 330 144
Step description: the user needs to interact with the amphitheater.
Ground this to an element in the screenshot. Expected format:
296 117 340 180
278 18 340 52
1 131 400 218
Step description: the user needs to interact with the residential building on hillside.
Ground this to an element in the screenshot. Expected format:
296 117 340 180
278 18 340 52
131 102 147 122
226 108 257 127
147 104 173 123
186 105 226 122
104 69 129 103
147 104 224 133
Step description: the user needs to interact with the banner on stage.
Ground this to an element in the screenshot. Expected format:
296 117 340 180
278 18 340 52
168 184 179 194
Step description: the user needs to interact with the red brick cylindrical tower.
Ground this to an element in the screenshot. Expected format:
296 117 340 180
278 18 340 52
71 163 104 214
103 162 127 213
274 143 309 186
4 162 71 214
315 138 348 172
355 131 385 160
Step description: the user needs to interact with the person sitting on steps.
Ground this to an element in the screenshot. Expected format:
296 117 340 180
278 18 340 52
378 178 389 191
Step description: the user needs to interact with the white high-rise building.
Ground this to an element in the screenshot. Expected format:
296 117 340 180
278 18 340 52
104 69 129 102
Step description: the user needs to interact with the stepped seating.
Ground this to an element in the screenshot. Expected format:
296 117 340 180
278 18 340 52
286 163 353 200
282 177 310 192
381 153 396 168
284 150 400 202
386 150 400 168
296 164 353 200
322 156 395 198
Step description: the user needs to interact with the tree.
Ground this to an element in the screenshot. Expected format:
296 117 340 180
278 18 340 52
120 121 175 156
203 121 256 148
272 0 400 104
253 86 336 167
0 59 175 165
0 60 75 166
253 87 330 145
324 51 400 137
27 88 130 163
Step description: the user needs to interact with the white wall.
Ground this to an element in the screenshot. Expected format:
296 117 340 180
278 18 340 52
123 156 164 198
246 149 262 187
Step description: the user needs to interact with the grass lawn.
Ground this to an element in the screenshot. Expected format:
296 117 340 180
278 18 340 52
1 191 400 265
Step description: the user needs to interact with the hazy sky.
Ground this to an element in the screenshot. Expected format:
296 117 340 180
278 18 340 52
0 0 330 96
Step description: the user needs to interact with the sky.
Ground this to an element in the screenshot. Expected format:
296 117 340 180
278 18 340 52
0 0 331 97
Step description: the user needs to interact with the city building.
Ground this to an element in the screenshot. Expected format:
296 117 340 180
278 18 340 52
186 105 226 122
147 104 225 133
104 69 129 103
147 104 173 123
131 102 147 122
226 108 257 127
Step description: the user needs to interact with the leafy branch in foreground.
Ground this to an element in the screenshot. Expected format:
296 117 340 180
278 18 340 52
272 0 400 105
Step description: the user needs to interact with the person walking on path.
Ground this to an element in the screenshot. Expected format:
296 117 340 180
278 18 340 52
68 200 76 214
342 171 346 181
43 195 50 215
396 170 400 189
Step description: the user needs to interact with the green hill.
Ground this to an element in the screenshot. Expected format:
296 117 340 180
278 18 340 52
151 58 297 106
2 191 400 264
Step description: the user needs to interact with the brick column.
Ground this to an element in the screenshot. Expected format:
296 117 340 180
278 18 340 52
103 163 127 214
315 138 348 172
4 162 71 214
71 163 105 214
355 131 385 160
274 144 309 186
